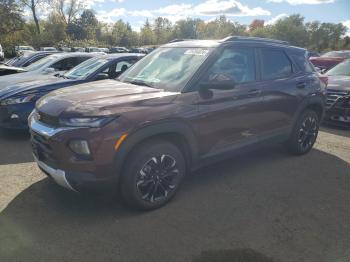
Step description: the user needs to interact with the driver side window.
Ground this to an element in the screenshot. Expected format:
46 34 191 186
204 47 256 85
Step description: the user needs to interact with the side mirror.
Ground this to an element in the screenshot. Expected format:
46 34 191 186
44 67 55 74
95 73 109 81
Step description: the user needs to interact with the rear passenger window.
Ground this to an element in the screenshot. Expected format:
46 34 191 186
260 49 292 80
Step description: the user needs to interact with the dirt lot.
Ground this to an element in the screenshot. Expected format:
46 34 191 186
0 126 349 262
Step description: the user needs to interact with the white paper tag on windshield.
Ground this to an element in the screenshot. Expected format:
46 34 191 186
184 49 209 56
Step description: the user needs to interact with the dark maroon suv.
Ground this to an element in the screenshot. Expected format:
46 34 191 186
29 37 326 210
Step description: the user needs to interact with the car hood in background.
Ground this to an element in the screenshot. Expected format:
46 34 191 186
326 75 350 92
0 64 27 76
0 71 58 90
0 76 75 100
36 80 179 118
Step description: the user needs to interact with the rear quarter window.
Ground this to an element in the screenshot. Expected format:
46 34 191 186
260 49 293 80
291 53 315 73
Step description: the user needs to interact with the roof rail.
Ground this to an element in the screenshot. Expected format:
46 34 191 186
221 36 289 45
168 39 187 43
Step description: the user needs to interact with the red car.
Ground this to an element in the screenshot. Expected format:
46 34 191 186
310 50 350 71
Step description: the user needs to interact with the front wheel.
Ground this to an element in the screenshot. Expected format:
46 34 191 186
287 110 320 155
120 140 186 210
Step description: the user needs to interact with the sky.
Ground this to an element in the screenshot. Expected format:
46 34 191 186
39 0 350 34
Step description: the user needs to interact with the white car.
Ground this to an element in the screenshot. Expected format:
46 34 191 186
0 44 4 61
0 53 99 89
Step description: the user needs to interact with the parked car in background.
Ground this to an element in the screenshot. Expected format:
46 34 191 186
131 47 148 54
72 47 85 52
0 53 143 129
40 47 57 52
15 46 35 56
0 51 60 76
110 47 129 53
307 51 320 58
29 37 326 210
0 53 98 89
0 44 4 61
86 47 103 53
310 50 350 71
99 48 110 53
59 47 71 52
324 59 350 126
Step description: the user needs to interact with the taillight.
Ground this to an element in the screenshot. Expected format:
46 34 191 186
319 75 328 86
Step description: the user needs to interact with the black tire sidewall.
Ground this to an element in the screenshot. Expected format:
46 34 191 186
288 110 319 155
120 140 186 210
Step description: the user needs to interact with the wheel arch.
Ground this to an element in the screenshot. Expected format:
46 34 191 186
113 120 198 181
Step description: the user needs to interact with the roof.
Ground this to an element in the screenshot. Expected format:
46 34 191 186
161 36 305 52
103 53 145 60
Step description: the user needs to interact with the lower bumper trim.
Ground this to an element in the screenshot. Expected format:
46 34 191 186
34 156 77 192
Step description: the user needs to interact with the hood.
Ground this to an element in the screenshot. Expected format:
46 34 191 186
0 64 27 76
36 80 179 118
0 76 75 100
310 57 345 68
0 72 57 90
326 75 350 92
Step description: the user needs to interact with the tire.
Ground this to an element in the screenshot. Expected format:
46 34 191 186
120 139 186 210
287 109 320 155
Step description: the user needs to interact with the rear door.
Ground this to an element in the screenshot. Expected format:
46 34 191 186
258 48 309 135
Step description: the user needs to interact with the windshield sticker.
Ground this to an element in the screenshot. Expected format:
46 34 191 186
184 49 209 56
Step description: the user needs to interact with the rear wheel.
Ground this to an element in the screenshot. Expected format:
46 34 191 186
287 110 319 155
120 140 186 210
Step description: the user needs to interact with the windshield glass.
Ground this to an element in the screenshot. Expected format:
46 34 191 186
119 47 211 92
327 59 350 76
25 55 57 71
322 51 350 58
64 58 108 79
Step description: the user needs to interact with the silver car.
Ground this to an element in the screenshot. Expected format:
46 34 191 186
0 53 100 89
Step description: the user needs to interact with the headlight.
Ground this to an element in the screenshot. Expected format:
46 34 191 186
59 116 115 128
0 94 36 106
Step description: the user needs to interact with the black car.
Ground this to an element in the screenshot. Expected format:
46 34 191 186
324 59 350 126
0 53 143 129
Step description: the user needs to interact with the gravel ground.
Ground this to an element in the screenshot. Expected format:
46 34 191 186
0 126 349 262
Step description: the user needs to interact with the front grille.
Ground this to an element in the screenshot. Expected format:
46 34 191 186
31 130 56 167
38 111 60 127
326 90 349 109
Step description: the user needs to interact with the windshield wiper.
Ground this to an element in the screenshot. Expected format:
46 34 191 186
127 80 154 88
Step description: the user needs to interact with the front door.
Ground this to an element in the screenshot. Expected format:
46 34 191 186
194 46 265 157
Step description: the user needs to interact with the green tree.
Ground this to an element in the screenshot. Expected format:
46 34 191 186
0 0 23 36
140 19 155 45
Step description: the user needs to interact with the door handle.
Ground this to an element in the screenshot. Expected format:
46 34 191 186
296 82 306 89
247 89 261 97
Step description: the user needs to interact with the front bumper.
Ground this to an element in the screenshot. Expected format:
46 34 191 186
324 95 350 127
29 114 127 193
34 155 77 191
0 103 34 129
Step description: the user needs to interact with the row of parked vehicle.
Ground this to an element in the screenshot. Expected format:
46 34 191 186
0 36 348 210
9 45 154 58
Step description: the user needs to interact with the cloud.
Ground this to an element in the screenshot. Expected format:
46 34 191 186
267 0 335 5
194 0 271 16
343 20 350 37
96 8 126 23
127 0 271 24
265 13 289 25
129 10 154 18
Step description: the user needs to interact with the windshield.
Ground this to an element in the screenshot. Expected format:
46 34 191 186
64 58 108 79
322 51 350 58
25 55 57 71
327 59 350 76
119 47 211 92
